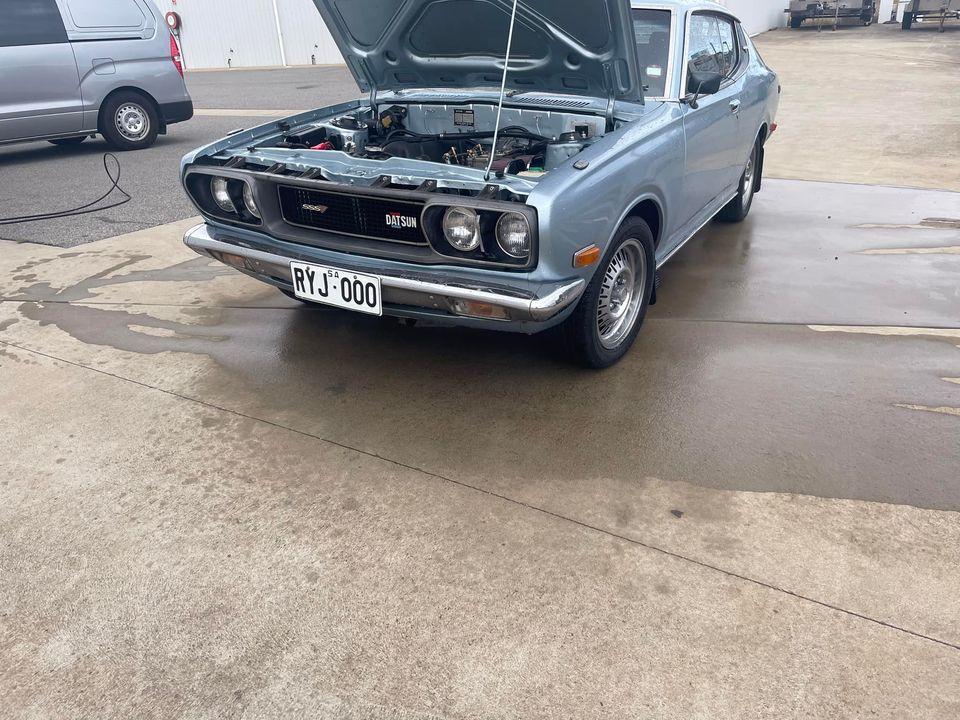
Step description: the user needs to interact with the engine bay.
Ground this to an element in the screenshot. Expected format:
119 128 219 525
256 102 606 180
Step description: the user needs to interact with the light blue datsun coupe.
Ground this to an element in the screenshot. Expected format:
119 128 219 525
181 0 780 367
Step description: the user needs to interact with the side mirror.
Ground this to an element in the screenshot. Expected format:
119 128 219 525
684 70 723 109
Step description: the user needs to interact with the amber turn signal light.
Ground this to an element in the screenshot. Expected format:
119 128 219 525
450 299 510 321
573 245 601 268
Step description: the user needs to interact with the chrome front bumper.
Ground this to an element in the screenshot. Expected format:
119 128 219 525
184 223 586 324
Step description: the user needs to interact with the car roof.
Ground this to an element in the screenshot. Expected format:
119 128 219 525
630 0 742 23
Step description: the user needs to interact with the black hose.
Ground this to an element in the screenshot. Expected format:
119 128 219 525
0 153 131 226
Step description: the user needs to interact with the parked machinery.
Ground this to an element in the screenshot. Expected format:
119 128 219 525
901 0 960 31
789 1 877 28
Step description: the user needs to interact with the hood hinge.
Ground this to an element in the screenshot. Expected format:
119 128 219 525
605 92 616 131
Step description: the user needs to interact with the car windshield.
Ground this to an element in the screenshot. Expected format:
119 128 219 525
632 8 672 98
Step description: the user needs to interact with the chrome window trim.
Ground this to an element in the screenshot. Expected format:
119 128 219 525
679 6 745 98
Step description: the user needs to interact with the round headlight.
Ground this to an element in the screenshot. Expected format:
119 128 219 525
442 206 481 252
210 177 235 214
496 212 531 259
242 183 260 220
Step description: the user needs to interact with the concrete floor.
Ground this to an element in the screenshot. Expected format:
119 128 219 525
2 20 960 720
758 22 960 191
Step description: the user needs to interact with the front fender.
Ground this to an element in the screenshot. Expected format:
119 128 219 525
527 102 685 283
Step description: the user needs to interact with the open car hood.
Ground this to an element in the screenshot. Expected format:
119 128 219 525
311 0 643 103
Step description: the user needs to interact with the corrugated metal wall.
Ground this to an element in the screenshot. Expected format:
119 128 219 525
154 0 341 69
152 0 790 71
275 0 342 65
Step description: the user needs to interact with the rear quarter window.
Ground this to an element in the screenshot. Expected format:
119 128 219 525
0 0 68 47
64 0 146 29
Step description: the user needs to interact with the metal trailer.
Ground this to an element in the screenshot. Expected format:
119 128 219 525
789 1 877 29
901 0 960 30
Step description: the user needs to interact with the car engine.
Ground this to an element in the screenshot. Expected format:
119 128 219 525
260 103 604 179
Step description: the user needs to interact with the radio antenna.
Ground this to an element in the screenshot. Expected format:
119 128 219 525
485 0 520 181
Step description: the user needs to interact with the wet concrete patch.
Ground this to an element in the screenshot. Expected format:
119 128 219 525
19 301 230 357
8 297 957 511
655 181 960 327
9 256 230 304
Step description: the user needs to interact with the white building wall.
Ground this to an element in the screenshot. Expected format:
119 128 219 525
717 0 790 35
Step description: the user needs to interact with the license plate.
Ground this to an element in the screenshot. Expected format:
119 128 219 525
289 261 383 316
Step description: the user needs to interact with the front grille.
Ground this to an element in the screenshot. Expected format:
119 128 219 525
278 185 427 246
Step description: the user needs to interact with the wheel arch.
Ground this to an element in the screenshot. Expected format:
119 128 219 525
623 198 664 251
97 86 163 134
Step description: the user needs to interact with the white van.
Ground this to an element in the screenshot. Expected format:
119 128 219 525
0 0 193 150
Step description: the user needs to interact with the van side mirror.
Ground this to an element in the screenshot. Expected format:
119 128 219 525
684 70 723 109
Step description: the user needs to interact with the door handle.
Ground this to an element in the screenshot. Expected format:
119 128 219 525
729 100 742 114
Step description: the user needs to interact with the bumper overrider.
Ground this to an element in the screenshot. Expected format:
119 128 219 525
184 223 586 329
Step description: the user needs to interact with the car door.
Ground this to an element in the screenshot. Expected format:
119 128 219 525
0 0 83 143
678 11 745 232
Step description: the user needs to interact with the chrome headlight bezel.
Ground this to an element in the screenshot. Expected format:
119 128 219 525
242 182 261 220
495 212 532 259
186 171 262 226
210 177 236 214
442 206 482 252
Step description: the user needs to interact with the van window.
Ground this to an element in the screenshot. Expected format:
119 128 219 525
0 0 69 47
64 0 146 29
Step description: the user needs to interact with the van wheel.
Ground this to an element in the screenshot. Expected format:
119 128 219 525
902 12 913 29
48 136 87 147
790 16 802 28
717 140 760 223
560 218 655 369
100 92 159 151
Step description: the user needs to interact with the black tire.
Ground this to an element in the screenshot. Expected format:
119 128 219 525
790 16 803 28
99 91 159 151
560 218 656 369
48 136 87 146
717 139 760 223
902 12 913 29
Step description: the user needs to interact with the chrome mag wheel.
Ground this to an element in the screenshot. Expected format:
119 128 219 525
596 239 647 350
115 103 149 141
